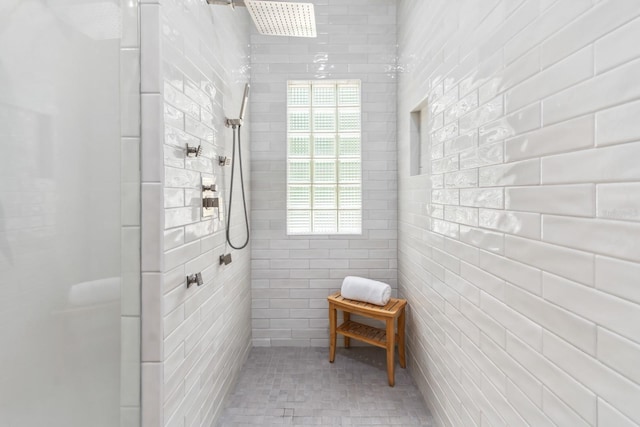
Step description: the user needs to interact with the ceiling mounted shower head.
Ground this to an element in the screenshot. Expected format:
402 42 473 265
245 1 316 38
206 0 316 38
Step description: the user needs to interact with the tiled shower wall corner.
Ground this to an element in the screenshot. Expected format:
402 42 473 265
121 0 142 425
140 0 252 426
397 1 640 426
250 0 398 347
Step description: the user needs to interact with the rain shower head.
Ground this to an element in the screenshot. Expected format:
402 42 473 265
245 1 316 38
207 0 317 38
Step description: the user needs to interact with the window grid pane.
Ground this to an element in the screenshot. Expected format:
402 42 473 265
289 135 311 157
288 210 311 234
313 160 336 183
313 109 336 132
338 84 360 106
287 80 361 235
312 85 336 107
313 135 336 157
338 185 361 209
288 109 310 132
313 185 337 209
288 160 310 183
288 84 310 106
313 210 338 233
339 160 361 183
338 134 360 157
339 210 361 233
338 108 361 132
288 185 311 209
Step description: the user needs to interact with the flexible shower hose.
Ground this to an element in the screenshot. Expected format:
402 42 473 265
226 124 250 250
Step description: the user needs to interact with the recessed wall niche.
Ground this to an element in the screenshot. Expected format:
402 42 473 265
409 98 429 176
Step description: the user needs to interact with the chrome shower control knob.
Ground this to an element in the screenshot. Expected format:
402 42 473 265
186 144 202 157
203 197 219 208
186 272 204 288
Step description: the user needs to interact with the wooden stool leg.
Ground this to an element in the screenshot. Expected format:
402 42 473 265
386 318 395 386
343 311 351 348
398 308 406 369
329 303 337 363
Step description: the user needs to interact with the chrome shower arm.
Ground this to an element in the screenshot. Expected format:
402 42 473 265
206 0 246 8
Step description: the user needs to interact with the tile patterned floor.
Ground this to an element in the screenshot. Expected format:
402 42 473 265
217 347 434 426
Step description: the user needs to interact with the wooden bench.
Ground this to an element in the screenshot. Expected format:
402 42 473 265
328 291 407 386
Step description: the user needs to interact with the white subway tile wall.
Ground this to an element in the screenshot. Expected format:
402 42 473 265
250 0 398 346
140 1 165 425
398 1 640 426
140 0 252 426
121 0 141 425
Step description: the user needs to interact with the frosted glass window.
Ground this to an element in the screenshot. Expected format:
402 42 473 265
287 80 361 234
313 135 336 157
313 160 336 183
288 85 310 106
288 110 310 131
313 109 336 132
313 85 336 106
338 84 360 106
288 160 310 183
313 185 337 209
288 185 311 209
288 210 311 234
289 135 310 157
339 185 361 209
338 108 361 131
338 134 360 157
339 159 361 183
313 211 338 233
339 210 361 233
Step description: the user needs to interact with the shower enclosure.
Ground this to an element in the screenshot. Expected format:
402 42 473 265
0 1 140 426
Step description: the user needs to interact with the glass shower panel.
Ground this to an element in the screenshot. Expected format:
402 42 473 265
0 2 129 426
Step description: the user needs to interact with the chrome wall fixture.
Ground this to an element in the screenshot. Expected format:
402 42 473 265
186 272 203 288
225 83 250 128
224 83 251 250
206 0 245 7
203 197 219 208
186 143 202 157
202 177 219 218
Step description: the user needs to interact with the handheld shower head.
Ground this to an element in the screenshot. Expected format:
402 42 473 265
225 83 250 128
239 83 250 121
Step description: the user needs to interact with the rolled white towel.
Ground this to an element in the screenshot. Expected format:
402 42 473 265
341 276 391 306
